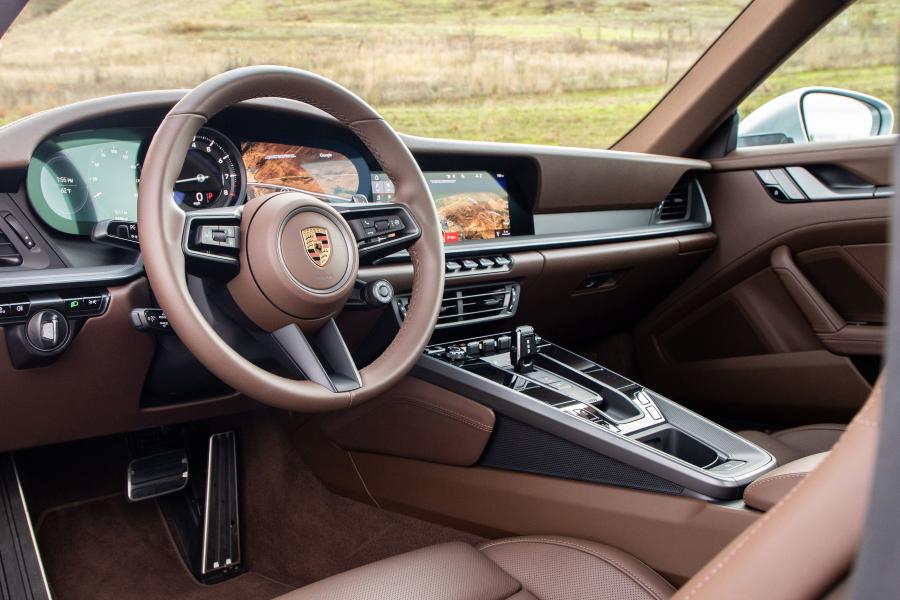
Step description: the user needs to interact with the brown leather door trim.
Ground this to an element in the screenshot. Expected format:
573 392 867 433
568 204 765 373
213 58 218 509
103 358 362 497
772 245 885 356
771 245 845 334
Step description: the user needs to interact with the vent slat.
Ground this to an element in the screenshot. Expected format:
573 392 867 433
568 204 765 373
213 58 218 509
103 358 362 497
658 176 694 221
410 283 519 328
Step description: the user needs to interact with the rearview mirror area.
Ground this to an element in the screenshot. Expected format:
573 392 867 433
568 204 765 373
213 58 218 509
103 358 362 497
738 87 895 148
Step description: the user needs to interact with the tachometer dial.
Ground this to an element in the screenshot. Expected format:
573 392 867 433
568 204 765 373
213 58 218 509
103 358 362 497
172 128 245 210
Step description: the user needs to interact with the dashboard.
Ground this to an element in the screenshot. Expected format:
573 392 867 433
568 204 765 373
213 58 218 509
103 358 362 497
24 125 534 243
0 91 714 452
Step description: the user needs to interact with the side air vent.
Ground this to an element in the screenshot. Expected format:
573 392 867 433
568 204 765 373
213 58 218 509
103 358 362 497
0 230 23 267
657 177 694 222
395 282 520 329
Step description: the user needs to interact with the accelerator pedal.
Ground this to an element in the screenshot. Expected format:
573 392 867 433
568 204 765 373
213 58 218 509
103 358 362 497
201 431 241 579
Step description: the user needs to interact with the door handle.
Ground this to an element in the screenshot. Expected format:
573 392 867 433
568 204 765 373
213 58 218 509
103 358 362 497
770 245 845 334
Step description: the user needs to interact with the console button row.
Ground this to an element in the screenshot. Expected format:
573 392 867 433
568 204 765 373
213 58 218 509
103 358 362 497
64 295 104 315
446 255 511 274
431 334 513 361
0 289 108 325
0 301 30 320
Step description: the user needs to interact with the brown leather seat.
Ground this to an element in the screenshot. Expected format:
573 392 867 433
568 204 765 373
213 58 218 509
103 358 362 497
737 423 845 464
275 535 675 600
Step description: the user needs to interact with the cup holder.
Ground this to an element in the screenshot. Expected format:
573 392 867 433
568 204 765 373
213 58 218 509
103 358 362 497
636 426 721 470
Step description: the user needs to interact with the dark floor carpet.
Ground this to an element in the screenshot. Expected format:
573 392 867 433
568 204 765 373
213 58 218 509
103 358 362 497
37 496 292 600
25 408 484 599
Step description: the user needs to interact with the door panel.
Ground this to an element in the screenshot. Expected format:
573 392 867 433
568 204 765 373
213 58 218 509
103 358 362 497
635 139 893 428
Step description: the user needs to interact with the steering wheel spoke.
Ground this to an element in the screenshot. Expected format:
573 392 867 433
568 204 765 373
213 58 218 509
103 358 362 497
336 203 421 264
182 206 243 280
269 320 361 393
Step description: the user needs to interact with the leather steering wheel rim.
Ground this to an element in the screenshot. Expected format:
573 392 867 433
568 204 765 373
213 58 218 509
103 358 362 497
137 66 444 412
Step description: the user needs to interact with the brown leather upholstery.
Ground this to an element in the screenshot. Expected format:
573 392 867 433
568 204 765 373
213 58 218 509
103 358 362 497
320 377 496 466
275 536 675 600
737 423 845 464
478 536 675 600
743 452 827 512
673 378 882 599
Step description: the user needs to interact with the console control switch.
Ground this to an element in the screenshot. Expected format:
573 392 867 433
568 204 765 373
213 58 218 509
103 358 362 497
131 308 172 332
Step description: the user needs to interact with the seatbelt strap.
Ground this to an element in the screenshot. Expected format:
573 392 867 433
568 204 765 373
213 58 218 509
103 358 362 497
849 138 899 598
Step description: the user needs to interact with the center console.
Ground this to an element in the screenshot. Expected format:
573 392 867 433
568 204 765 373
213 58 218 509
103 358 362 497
414 326 775 500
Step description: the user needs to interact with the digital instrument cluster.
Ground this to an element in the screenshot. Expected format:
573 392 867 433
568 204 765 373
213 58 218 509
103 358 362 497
25 129 369 236
25 128 526 244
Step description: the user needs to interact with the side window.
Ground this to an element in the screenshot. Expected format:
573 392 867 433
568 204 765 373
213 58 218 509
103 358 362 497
737 0 898 148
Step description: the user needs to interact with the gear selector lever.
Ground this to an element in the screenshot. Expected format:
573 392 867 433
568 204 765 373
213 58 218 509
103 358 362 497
511 325 539 373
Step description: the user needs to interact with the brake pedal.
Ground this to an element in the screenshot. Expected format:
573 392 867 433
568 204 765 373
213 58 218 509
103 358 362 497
127 450 189 501
201 431 241 578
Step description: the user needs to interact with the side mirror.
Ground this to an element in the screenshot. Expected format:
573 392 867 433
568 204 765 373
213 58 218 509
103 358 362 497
738 87 894 148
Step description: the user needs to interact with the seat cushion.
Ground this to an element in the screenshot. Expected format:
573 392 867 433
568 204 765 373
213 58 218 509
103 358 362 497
275 536 675 600
738 423 846 464
479 536 675 600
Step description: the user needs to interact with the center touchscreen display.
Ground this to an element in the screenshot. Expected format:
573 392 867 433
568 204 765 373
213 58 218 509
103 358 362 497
371 171 511 243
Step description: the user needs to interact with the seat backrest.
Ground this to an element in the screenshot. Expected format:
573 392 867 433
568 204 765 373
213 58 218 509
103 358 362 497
673 379 883 600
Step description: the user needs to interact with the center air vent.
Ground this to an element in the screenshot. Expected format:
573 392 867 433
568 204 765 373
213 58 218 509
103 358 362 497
395 282 520 329
0 230 23 267
657 176 694 222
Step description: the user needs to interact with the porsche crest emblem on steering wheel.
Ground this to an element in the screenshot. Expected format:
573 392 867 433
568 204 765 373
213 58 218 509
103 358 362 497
302 226 331 267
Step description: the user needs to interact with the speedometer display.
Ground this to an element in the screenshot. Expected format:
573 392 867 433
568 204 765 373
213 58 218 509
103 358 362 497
26 127 247 235
173 131 245 211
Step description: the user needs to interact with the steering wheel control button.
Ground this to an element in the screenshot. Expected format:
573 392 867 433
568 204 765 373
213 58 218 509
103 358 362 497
196 225 239 250
26 309 68 351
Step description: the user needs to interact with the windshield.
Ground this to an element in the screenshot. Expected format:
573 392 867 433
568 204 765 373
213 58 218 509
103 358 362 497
0 0 748 148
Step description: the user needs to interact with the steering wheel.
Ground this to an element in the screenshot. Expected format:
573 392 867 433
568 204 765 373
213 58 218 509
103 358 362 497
137 66 444 412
